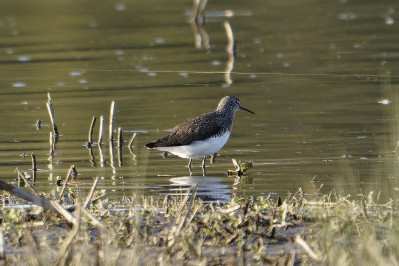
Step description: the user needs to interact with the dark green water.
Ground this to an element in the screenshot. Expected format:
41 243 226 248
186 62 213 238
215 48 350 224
1 0 399 202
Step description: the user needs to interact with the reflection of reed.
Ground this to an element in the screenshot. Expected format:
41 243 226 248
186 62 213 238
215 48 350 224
98 144 105 167
88 147 95 167
98 115 104 145
224 21 236 86
31 153 37 182
191 0 210 49
117 127 124 167
109 140 116 175
117 147 123 167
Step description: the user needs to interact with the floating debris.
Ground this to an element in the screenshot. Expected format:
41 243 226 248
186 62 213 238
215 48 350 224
228 159 254 176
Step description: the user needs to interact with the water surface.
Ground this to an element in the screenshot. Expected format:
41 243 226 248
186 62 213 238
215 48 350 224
1 0 399 203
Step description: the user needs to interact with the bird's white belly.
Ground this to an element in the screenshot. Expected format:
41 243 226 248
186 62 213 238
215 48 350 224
157 131 230 159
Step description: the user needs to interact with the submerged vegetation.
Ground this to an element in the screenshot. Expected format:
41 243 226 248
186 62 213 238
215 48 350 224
1 182 398 265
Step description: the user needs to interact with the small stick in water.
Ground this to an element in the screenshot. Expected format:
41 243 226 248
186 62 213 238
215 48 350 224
98 115 104 146
35 120 41 130
86 116 96 147
128 132 137 156
128 132 137 150
117 127 124 149
46 93 59 136
109 101 115 141
31 153 37 182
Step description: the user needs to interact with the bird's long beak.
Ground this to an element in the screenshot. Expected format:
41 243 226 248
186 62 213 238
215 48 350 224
239 105 255 114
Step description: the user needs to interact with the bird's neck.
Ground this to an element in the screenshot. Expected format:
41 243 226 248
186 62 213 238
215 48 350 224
216 109 235 131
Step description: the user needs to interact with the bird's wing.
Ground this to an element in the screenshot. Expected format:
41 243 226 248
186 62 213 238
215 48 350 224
150 112 223 147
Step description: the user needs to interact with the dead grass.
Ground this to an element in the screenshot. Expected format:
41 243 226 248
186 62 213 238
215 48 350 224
0 186 398 265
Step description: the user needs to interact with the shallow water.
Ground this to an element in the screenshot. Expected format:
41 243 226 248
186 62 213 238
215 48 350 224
1 0 399 203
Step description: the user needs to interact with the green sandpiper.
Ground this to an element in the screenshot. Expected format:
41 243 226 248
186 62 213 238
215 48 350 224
145 96 254 175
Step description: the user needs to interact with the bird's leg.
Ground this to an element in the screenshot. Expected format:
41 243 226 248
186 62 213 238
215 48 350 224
202 156 206 176
210 153 217 164
188 158 193 176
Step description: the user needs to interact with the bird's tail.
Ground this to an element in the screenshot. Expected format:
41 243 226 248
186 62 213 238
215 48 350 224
145 142 156 148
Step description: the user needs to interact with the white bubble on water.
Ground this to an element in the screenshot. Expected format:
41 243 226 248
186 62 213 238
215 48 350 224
338 12 357 21
17 55 31 62
385 16 395 25
12 82 26 88
69 70 85 77
115 3 126 11
179 72 189 78
378 99 391 105
212 60 221 66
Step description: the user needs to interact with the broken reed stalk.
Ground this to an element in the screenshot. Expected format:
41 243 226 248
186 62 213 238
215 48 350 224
31 153 37 182
87 116 96 147
83 176 100 208
15 167 39 195
59 165 76 202
294 235 320 261
0 179 75 224
109 101 115 141
128 132 137 150
98 115 104 145
117 127 124 149
54 206 80 265
46 93 58 136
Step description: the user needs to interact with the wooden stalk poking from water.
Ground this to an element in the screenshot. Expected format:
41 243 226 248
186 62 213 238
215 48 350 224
98 115 104 146
128 132 137 150
46 93 59 136
86 116 96 147
31 153 37 182
128 132 137 157
109 101 115 141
